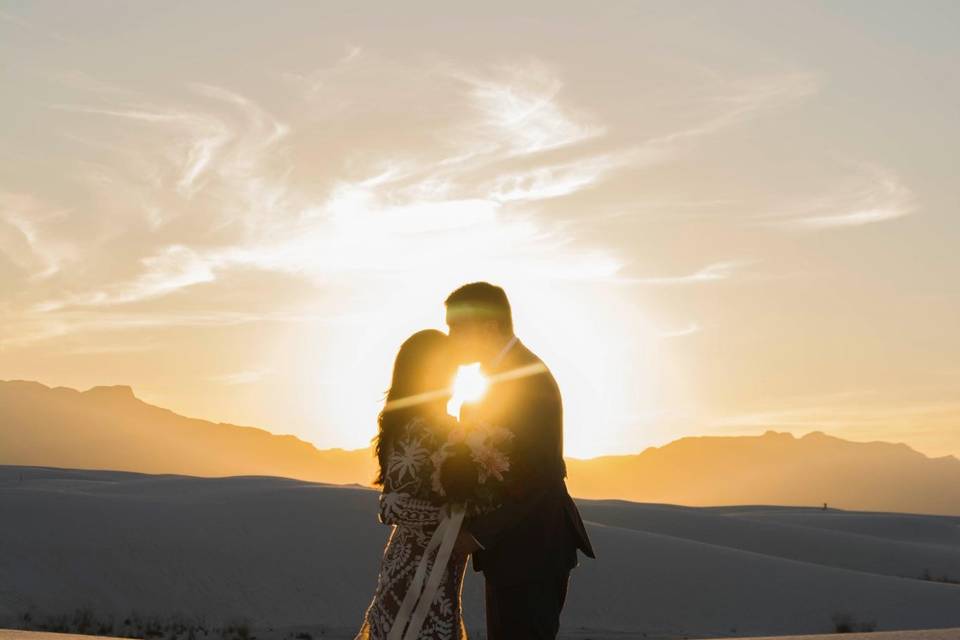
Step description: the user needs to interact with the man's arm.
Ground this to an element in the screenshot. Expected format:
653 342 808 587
463 482 552 550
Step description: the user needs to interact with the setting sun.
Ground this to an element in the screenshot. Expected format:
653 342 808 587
448 363 489 417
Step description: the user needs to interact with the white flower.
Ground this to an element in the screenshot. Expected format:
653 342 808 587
465 428 488 451
472 445 510 484
389 436 428 483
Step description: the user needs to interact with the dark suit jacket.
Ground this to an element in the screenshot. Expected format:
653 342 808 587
462 339 595 586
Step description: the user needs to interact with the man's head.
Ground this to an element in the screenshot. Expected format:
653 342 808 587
444 282 514 363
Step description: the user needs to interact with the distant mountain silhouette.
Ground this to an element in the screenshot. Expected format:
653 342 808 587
3 379 959 515
0 380 376 485
566 430 960 516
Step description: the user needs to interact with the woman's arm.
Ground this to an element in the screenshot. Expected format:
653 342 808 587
378 491 444 527
377 425 444 527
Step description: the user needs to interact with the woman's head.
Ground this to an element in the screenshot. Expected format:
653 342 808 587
373 329 458 485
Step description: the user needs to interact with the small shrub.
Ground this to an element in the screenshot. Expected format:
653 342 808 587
73 607 96 634
921 568 960 584
220 621 256 640
832 611 877 633
12 608 217 640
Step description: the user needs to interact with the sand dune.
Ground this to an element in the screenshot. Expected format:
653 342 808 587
3 629 960 640
715 507 960 550
577 501 960 581
3 465 960 639
703 630 960 640
2 630 958 640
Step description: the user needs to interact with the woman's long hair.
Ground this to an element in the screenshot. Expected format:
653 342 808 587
373 329 457 486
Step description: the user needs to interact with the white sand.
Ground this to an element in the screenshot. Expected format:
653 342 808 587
3 629 960 640
2 465 960 639
697 631 960 640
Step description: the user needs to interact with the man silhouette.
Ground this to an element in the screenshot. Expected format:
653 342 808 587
445 282 595 640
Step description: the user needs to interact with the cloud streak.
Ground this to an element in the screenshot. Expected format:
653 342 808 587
453 59 606 156
765 164 916 231
622 260 753 286
0 308 325 350
0 192 73 281
32 63 637 314
658 322 702 338
645 71 821 150
16 59 829 344
53 83 290 205
35 245 217 312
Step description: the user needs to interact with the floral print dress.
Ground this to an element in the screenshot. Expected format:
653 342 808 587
354 415 469 640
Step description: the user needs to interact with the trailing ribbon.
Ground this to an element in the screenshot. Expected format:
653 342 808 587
387 504 466 640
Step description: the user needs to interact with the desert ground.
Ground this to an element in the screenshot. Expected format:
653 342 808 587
2 465 960 639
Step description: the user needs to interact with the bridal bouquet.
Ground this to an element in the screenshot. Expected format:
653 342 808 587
429 419 514 517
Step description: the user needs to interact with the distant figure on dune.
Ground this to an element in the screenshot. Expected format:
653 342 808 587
353 283 595 640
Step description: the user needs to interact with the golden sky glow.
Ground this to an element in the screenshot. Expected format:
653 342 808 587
1 2 959 459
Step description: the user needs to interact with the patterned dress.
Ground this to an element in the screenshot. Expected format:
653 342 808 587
355 415 469 640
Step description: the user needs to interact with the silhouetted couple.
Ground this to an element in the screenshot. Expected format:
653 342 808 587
354 282 595 640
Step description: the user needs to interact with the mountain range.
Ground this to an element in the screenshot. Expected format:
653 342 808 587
3 379 959 515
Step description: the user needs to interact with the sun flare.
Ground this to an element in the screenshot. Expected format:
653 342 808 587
448 363 489 417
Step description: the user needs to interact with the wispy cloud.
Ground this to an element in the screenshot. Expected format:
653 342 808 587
485 150 644 203
0 309 324 350
452 59 605 157
645 71 821 150
53 83 289 203
282 44 366 101
658 322 702 338
624 260 753 286
764 164 916 231
0 192 73 280
35 245 217 312
52 104 231 200
32 64 635 314
22 61 820 335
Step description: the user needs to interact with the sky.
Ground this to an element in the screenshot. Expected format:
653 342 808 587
1 1 958 459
